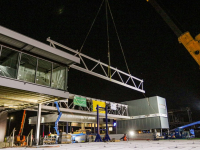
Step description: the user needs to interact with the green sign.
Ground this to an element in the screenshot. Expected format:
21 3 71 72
73 96 87 107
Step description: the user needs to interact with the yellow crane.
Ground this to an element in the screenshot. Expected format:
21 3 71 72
147 0 200 66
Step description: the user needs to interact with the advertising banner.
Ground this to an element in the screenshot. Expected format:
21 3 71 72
92 100 106 114
73 96 87 107
111 103 116 110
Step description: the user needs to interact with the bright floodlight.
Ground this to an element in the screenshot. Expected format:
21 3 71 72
10 117 13 119
129 131 134 136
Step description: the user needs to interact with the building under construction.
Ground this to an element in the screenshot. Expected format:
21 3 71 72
0 25 169 146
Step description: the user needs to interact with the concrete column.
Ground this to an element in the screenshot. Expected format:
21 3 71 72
81 123 85 130
35 103 41 145
49 125 51 132
155 129 157 137
0 112 7 142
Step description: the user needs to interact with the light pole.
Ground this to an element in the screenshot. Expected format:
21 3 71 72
7 117 13 136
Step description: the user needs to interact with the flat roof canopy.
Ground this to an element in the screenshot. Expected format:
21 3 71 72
0 25 80 66
0 85 67 111
0 76 69 111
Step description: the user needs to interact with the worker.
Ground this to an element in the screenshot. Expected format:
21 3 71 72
102 135 106 142
120 134 127 141
48 132 51 137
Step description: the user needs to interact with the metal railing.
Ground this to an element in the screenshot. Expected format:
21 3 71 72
9 128 15 147
25 129 33 147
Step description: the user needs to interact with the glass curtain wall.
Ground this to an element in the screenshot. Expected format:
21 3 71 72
52 63 66 90
18 53 37 83
0 45 68 90
36 59 52 86
0 47 19 78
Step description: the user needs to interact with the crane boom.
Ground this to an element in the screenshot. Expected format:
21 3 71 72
147 0 182 37
18 110 26 136
147 0 200 66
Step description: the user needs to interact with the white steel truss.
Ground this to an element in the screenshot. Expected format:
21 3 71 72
47 38 145 93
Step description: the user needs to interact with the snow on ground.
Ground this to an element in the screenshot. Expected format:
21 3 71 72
3 140 200 150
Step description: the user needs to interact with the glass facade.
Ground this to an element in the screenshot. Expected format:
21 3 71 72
0 47 19 78
52 63 66 90
0 45 68 91
18 53 37 83
36 59 52 86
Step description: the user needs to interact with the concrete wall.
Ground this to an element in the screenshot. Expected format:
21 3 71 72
0 112 7 142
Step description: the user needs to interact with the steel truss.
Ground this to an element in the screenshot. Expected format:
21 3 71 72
47 38 145 93
46 94 128 117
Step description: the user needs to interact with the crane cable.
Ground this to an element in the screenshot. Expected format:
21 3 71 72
107 1 131 75
79 0 131 78
105 0 111 78
78 0 105 54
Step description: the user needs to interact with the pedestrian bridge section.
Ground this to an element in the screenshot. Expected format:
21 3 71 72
28 93 130 124
0 26 80 111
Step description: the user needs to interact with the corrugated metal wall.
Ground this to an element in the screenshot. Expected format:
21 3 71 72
117 96 169 133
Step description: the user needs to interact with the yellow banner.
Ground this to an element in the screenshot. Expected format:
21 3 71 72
92 100 106 114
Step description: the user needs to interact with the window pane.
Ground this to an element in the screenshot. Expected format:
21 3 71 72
36 59 52 86
51 63 66 90
0 47 19 79
17 54 37 83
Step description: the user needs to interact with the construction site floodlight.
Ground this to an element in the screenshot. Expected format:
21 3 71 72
47 38 145 93
129 131 134 136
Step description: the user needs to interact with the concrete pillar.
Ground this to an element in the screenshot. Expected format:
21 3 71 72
35 103 41 145
154 129 157 137
49 125 50 132
0 112 7 142
81 123 85 130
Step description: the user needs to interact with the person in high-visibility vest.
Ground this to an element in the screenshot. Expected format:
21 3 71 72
48 132 51 137
120 134 127 141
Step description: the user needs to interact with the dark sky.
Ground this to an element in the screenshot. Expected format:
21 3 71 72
1 0 200 120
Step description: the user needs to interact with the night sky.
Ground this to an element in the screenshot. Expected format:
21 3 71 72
1 0 200 121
